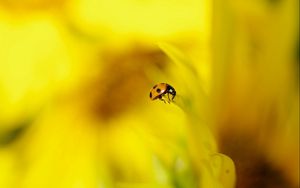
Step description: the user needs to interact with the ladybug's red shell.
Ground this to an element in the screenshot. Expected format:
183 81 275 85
149 83 168 100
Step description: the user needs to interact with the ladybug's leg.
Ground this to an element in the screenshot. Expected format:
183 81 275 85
160 98 166 103
171 93 175 100
158 95 166 103
167 93 171 103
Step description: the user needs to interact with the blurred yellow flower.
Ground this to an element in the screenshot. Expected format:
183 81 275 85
212 0 299 187
0 0 298 188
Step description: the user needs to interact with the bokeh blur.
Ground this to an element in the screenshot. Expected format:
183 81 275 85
0 0 298 188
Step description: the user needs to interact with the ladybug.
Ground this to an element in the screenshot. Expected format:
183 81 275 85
149 83 176 103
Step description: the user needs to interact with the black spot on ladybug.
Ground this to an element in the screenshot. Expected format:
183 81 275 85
153 85 157 89
156 88 161 93
149 92 152 98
